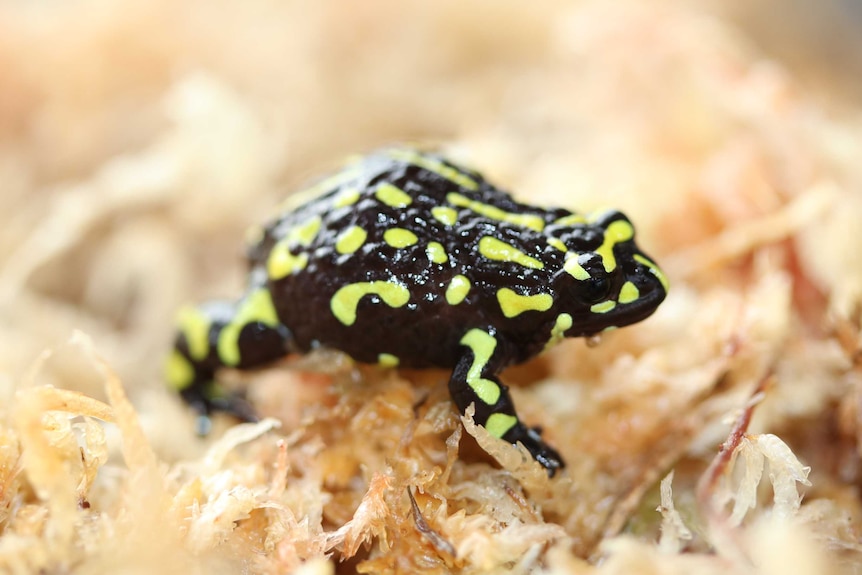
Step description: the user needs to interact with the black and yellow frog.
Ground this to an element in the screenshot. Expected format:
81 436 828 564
165 147 668 474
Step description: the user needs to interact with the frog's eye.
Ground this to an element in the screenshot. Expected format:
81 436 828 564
582 275 611 304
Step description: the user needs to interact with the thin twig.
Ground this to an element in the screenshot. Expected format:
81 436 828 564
407 487 456 558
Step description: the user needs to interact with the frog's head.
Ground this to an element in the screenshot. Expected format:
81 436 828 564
549 210 668 337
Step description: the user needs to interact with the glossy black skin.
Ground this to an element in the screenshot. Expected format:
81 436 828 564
250 154 661 365
172 149 667 475
253 161 564 366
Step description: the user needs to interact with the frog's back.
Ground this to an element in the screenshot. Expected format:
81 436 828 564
250 148 566 368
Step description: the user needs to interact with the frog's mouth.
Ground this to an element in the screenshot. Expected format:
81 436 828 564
604 248 668 327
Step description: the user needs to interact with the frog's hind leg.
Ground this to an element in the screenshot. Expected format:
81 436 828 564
165 286 292 434
450 328 564 476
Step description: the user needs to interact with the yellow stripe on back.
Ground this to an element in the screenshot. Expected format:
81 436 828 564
553 213 586 227
278 169 359 212
478 237 544 269
446 192 545 232
387 148 479 191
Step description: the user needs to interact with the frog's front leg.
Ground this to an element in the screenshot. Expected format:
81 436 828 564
450 328 564 476
164 286 292 434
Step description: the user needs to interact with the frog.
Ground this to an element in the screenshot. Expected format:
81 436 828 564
165 147 669 475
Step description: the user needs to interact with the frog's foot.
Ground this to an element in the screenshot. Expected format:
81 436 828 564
449 328 566 476
166 290 293 433
503 424 565 476
180 382 259 436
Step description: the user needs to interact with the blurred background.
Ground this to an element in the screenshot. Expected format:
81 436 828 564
1 1 862 570
0 0 860 444
720 0 862 103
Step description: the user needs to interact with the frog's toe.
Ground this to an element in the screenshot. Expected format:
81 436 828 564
194 413 214 437
210 392 260 424
181 384 259 436
509 425 565 476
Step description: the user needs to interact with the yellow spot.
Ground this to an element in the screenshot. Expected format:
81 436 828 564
553 213 586 227
375 183 413 208
563 256 590 281
618 281 640 304
595 220 634 272
426 241 448 264
164 350 195 391
333 188 361 208
460 329 500 405
590 300 616 314
445 275 471 305
336 225 368 254
387 148 479 191
446 193 545 232
634 254 670 293
478 237 544 269
217 289 281 367
544 313 573 350
267 241 309 279
432 206 458 226
378 353 399 367
496 288 553 318
485 413 518 438
288 216 323 247
384 228 419 248
177 306 211 361
267 216 323 279
331 281 411 326
547 238 568 252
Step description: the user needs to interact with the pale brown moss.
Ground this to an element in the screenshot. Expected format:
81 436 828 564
0 1 861 573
